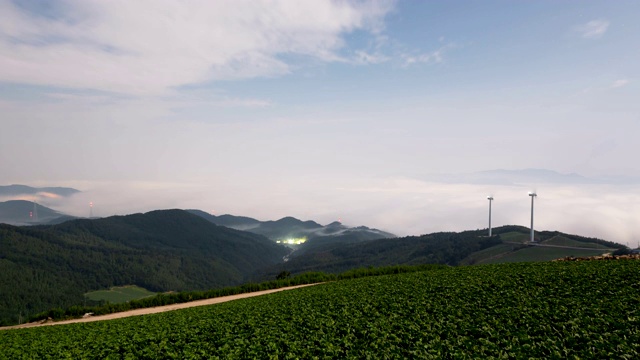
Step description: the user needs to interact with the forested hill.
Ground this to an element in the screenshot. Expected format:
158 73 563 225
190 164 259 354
0 209 288 326
187 210 395 243
266 229 502 276
0 200 63 225
264 225 624 278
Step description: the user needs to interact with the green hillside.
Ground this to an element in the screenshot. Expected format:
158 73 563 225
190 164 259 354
265 229 502 277
2 261 638 358
268 225 622 277
85 285 156 304
269 226 624 276
460 226 619 265
0 210 288 326
0 200 63 225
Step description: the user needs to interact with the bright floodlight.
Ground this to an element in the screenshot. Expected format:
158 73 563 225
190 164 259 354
487 196 494 236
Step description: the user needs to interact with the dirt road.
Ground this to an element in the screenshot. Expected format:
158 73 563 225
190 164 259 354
1 283 320 331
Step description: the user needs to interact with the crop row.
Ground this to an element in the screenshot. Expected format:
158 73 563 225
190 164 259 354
1 261 639 358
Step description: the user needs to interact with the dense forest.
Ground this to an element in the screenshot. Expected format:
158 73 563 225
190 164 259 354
0 210 288 326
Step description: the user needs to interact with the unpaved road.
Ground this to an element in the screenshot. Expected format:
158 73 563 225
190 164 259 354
0 283 320 331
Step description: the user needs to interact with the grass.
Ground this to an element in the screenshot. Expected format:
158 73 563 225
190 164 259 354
463 232 615 265
541 235 614 250
460 243 523 265
84 285 156 304
482 245 608 264
498 231 530 243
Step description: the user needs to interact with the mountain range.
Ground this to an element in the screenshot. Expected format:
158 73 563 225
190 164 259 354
187 209 395 245
0 209 288 326
0 184 81 198
0 200 66 225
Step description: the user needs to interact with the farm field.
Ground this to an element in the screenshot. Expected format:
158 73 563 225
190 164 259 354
1 261 639 358
85 285 156 304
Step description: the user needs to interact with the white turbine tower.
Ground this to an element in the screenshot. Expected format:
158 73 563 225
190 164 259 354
487 196 494 236
528 192 537 242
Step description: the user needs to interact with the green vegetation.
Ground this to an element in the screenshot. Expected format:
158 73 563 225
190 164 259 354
271 226 622 278
541 235 613 249
0 210 288 326
459 242 525 265
2 261 639 358
459 228 618 265
85 286 156 304
481 245 607 264
495 230 529 243
29 264 442 323
1 211 624 328
269 229 502 276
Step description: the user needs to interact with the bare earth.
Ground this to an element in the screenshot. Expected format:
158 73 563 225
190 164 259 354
0 283 320 331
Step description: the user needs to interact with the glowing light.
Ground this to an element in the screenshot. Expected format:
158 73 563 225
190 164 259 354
279 237 307 245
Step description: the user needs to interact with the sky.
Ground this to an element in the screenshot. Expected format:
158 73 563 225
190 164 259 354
1 1 639 243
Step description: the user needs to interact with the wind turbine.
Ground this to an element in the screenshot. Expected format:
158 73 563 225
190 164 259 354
528 192 537 242
487 196 494 236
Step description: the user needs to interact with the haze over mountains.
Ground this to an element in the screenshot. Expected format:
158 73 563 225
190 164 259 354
1 171 639 245
187 210 395 245
0 185 81 198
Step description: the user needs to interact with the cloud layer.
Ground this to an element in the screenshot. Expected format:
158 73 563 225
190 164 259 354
0 0 393 95
35 176 640 246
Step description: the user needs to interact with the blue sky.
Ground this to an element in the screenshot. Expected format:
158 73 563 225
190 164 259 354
1 1 639 242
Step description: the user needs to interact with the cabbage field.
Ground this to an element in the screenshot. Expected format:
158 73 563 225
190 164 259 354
1 261 639 358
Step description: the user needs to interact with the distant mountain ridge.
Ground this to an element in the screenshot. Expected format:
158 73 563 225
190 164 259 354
0 185 81 226
0 200 66 225
186 210 396 245
0 184 80 197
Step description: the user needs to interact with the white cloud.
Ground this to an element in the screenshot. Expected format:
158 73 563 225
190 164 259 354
0 0 394 95
575 19 609 39
401 43 455 67
610 79 630 88
352 50 390 64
